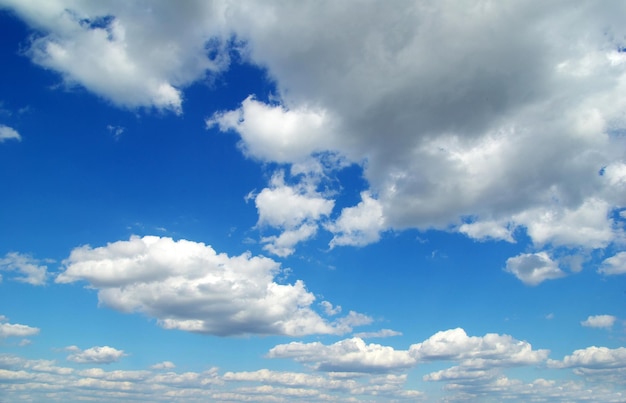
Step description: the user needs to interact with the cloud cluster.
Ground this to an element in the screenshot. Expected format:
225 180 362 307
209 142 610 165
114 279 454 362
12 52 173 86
268 328 548 375
0 252 48 285
5 0 626 274
55 236 369 336
65 345 126 364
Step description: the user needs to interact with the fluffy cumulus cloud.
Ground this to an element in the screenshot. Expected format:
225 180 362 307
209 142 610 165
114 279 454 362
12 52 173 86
209 0 626 254
0 252 48 285
65 346 126 364
0 124 21 142
269 328 548 374
4 0 626 263
0 0 230 112
504 252 566 286
598 251 626 275
0 316 40 338
548 346 626 369
55 236 369 336
581 315 617 329
253 171 334 256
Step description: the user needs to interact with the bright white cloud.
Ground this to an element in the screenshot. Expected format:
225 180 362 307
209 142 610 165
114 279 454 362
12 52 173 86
268 337 416 373
598 251 626 275
208 96 340 164
269 328 548 374
253 171 334 256
504 252 566 286
581 315 617 329
0 252 48 286
0 317 40 338
55 236 368 337
410 328 549 368
66 345 126 364
255 172 334 229
319 301 341 316
0 124 21 142
0 0 230 113
548 346 626 369
327 192 385 248
4 0 626 258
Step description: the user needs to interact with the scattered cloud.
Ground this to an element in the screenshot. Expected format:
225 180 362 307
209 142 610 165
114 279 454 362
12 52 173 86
581 315 617 329
269 327 548 374
55 235 369 336
106 124 124 139
504 252 566 286
0 316 40 338
0 252 48 286
326 192 385 248
598 251 626 275
0 124 21 142
319 301 341 316
548 346 626 369
65 345 126 364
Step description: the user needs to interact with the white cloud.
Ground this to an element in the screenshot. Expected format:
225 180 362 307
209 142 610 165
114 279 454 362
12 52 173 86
205 1 626 257
319 301 341 316
66 346 126 364
253 172 334 256
5 1 626 257
0 124 21 142
267 337 416 373
261 224 318 258
326 192 385 248
1 1 230 113
598 251 626 275
504 252 566 286
55 236 369 336
269 327 548 374
254 172 334 228
0 252 48 285
581 315 617 329
207 96 340 164
410 328 549 368
0 317 40 338
548 346 626 369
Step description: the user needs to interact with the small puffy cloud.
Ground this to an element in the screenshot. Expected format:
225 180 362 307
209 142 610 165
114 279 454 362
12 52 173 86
254 172 334 256
504 252 565 286
319 301 341 316
410 328 549 368
267 337 416 373
261 223 318 257
458 219 515 243
56 236 368 337
327 192 386 248
255 172 334 229
0 252 48 286
207 96 340 164
66 346 126 364
0 316 40 338
548 346 626 369
581 315 617 329
0 124 21 142
150 361 176 370
598 251 626 275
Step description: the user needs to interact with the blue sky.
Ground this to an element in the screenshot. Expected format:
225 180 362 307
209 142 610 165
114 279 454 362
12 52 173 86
0 1 625 401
